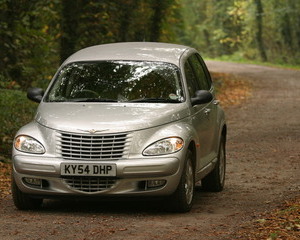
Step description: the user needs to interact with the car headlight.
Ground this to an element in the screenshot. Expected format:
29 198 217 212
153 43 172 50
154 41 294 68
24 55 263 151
14 135 45 154
143 137 184 156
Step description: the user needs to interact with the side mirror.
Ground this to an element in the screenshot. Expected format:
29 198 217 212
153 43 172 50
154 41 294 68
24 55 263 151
27 88 44 103
191 90 213 106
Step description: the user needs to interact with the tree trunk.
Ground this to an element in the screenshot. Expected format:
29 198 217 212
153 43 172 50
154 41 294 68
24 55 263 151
149 0 162 42
149 0 171 42
60 0 81 64
118 0 139 42
254 0 267 62
1 0 22 82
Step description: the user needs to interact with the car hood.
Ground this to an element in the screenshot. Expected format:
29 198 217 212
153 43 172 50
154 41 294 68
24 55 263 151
35 102 190 133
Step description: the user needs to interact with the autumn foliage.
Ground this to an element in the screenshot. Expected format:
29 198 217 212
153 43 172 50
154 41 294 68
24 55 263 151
0 161 11 199
235 198 300 240
212 72 252 107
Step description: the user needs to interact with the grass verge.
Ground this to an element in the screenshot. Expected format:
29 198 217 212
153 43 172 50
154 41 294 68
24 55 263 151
0 89 37 160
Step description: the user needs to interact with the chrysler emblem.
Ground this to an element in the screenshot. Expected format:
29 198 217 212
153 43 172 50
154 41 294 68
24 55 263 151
89 129 97 134
78 129 109 134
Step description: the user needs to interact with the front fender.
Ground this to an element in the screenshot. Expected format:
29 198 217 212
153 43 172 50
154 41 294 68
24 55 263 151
12 121 57 158
128 118 199 160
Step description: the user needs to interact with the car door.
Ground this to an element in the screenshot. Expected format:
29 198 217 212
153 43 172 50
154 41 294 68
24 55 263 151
184 54 218 170
194 54 220 157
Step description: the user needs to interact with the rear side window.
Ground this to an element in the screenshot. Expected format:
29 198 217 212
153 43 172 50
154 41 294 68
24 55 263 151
184 61 200 98
188 54 211 91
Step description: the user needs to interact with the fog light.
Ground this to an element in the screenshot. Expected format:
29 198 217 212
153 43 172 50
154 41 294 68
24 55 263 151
23 177 42 187
147 180 166 188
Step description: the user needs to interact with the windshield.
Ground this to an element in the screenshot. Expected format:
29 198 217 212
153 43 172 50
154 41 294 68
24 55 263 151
44 61 184 103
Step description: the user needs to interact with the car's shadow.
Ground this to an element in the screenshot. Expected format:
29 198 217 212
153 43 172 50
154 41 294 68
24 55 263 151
37 186 215 215
41 197 166 215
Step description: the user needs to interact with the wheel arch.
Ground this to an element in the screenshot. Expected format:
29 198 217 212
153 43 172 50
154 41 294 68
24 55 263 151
187 140 197 172
221 124 227 143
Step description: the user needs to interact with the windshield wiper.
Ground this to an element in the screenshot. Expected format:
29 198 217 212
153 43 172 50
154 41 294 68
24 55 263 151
129 98 181 103
68 98 118 102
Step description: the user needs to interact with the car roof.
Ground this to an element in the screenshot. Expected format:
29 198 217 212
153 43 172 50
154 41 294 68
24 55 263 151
63 42 193 67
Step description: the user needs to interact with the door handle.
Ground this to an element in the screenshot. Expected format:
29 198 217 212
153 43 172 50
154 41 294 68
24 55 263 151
213 100 220 105
204 108 211 115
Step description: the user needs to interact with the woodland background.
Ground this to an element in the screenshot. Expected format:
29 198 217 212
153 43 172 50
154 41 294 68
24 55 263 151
1 0 300 91
1 2 299 237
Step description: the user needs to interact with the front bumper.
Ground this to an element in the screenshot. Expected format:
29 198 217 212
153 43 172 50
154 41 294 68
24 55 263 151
12 155 182 197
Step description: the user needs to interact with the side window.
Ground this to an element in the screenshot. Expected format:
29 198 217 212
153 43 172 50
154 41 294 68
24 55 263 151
196 54 212 89
188 54 211 91
184 61 200 98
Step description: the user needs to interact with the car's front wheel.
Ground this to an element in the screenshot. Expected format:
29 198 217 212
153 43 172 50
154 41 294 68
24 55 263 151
11 175 43 210
168 150 194 212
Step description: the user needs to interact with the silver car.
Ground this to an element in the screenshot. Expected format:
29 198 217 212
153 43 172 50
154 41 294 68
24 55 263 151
12 42 226 212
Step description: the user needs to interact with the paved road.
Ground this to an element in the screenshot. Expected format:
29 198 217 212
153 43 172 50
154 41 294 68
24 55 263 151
1 61 299 240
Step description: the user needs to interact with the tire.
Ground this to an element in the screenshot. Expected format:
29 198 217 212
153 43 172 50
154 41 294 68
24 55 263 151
168 150 195 213
11 175 43 210
202 135 226 192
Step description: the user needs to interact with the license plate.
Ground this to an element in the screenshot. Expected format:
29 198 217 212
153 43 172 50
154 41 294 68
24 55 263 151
61 163 116 176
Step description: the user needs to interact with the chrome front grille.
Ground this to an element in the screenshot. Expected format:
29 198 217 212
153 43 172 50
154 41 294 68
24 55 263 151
57 132 130 160
63 177 117 192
